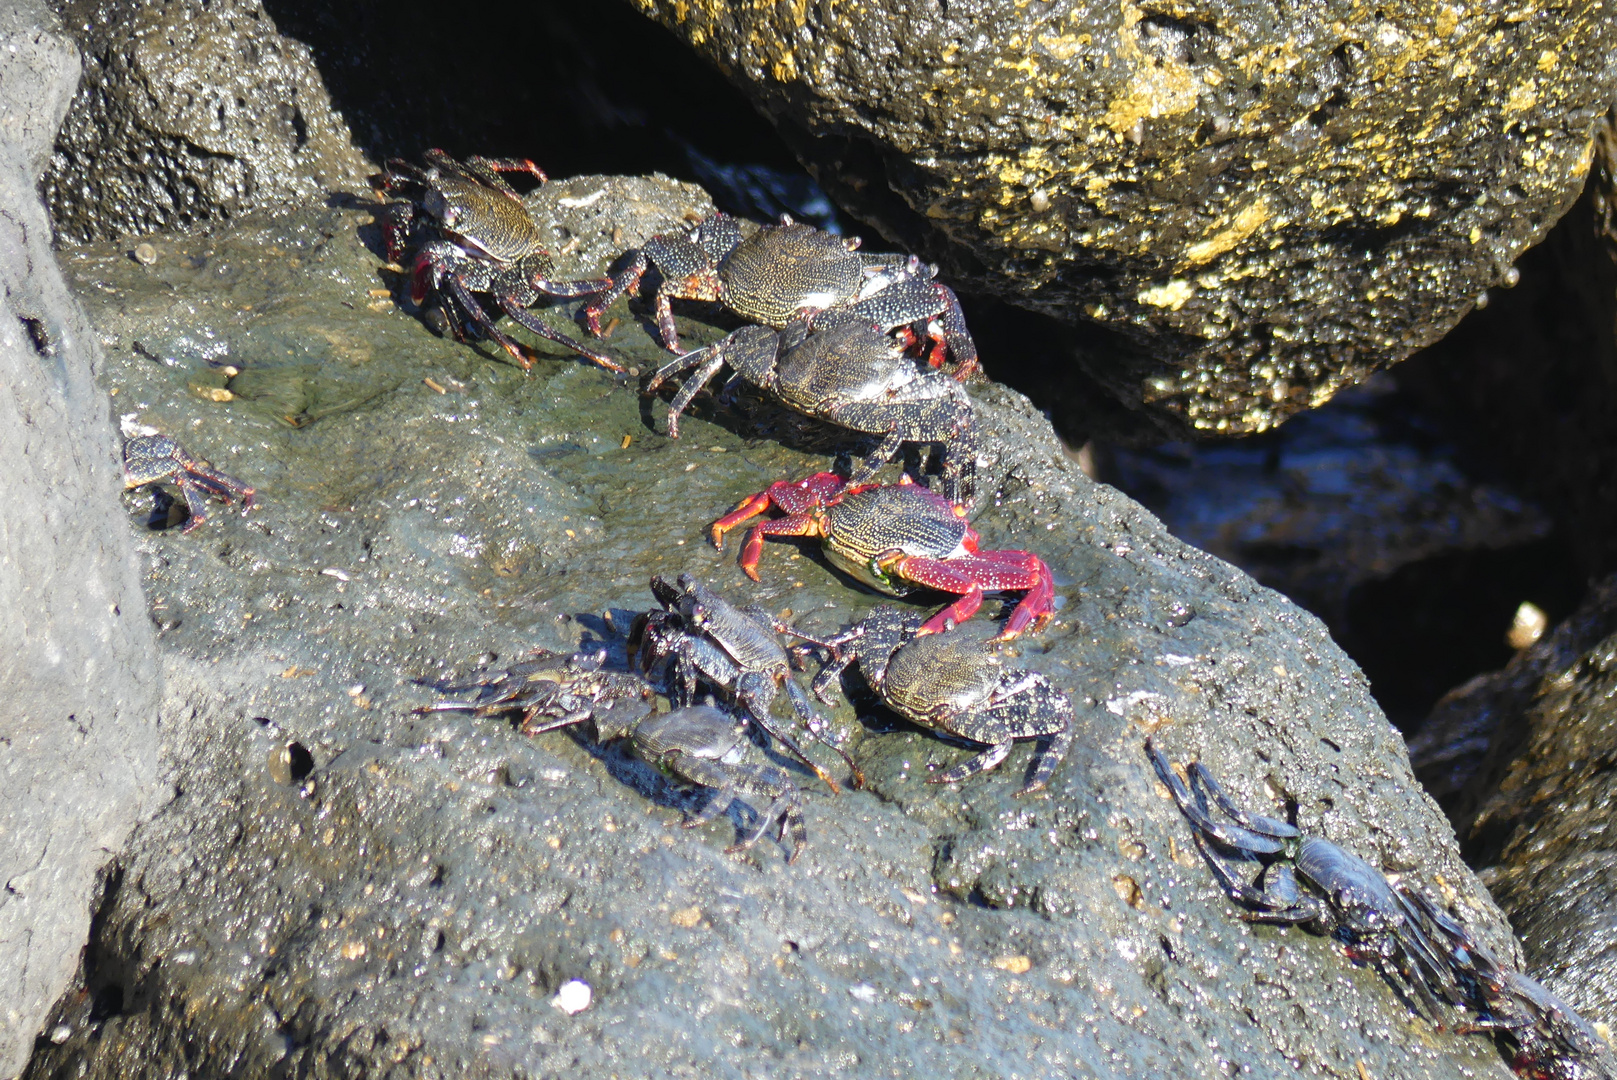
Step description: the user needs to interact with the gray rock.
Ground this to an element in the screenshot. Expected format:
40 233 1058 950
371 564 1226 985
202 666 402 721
0 3 161 1076
45 0 372 241
1407 576 1617 1023
17 174 1532 1077
629 0 1616 438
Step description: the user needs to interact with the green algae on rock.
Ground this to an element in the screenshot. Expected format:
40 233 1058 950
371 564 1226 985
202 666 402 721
630 0 1617 436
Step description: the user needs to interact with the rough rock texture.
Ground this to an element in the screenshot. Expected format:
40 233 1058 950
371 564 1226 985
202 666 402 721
1404 577 1617 1025
45 0 372 241
630 0 1617 438
17 175 1530 1078
0 3 162 1076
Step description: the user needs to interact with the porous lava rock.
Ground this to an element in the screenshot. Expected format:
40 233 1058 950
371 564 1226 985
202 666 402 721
630 0 1617 437
0 2 162 1076
20 174 1524 1078
46 0 371 241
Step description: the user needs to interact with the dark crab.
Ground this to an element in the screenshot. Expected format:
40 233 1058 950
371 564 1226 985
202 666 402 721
627 704 808 863
1145 739 1464 1022
645 310 977 499
710 472 1055 640
630 573 860 791
1402 889 1617 1080
421 659 804 861
414 647 656 736
580 212 979 376
122 434 255 533
812 606 1072 793
373 149 624 373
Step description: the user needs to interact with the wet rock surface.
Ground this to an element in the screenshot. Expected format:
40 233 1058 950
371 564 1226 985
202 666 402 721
1404 577 1617 1026
632 0 1615 438
0 3 162 1075
45 0 371 241
20 175 1527 1078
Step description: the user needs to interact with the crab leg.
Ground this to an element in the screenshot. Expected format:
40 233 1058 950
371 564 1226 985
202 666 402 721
896 550 1053 639
653 344 727 438
499 300 626 374
709 473 848 550
1188 762 1299 841
933 283 980 379
736 514 826 582
1144 739 1287 855
580 251 648 337
430 271 536 370
929 739 1013 786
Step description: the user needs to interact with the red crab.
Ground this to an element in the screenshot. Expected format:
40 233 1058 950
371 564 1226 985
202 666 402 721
709 472 1054 639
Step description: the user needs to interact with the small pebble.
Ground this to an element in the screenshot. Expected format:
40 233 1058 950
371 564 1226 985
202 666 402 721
132 243 157 266
551 979 592 1015
1029 189 1051 212
266 745 294 785
49 1025 71 1045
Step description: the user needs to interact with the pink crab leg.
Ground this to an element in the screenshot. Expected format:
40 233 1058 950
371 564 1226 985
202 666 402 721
709 472 849 550
710 490 780 550
736 514 827 581
897 550 1054 639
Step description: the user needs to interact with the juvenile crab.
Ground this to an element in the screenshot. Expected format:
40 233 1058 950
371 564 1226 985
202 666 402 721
415 647 656 736
624 704 809 863
122 435 256 533
1402 889 1617 1080
630 574 859 791
1146 739 1464 1022
422 662 805 861
374 149 624 373
645 310 977 499
580 212 979 376
811 606 1072 793
710 472 1054 640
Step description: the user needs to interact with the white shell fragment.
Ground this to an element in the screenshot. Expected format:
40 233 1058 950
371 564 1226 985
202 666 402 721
551 979 592 1015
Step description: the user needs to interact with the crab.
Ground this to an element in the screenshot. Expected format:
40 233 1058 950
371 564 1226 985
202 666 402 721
645 310 977 499
710 472 1055 640
122 435 256 533
421 658 805 861
630 574 860 791
414 647 656 736
580 212 979 376
1402 889 1617 1080
811 606 1072 794
1146 738 1465 1023
373 149 624 373
625 703 808 863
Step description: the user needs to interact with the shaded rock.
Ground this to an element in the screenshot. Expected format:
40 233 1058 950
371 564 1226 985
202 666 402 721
1407 577 1617 811
630 0 1615 437
1097 374 1581 729
23 176 1523 1078
46 0 372 241
1411 576 1617 1026
1397 111 1617 583
0 2 162 1076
